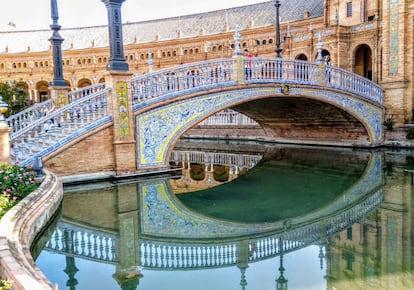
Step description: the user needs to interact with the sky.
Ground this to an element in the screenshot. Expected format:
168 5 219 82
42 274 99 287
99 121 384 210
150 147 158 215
0 0 267 31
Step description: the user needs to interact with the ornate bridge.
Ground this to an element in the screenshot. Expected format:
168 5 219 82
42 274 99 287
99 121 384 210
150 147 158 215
6 57 384 171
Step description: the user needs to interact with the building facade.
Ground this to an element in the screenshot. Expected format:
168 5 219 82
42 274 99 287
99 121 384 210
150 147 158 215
0 0 413 125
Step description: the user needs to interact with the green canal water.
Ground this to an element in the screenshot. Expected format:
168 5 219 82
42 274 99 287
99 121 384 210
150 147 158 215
33 141 414 290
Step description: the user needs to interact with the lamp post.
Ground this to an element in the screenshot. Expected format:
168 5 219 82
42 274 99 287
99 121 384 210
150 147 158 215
275 0 282 58
49 0 67 87
276 237 288 290
276 254 288 290
101 0 129 71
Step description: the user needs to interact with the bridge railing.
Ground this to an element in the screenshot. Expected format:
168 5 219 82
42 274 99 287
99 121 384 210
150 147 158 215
68 83 106 103
131 58 234 106
247 58 383 104
170 150 262 169
6 83 107 137
44 188 382 268
11 88 110 165
6 99 54 135
45 222 117 264
198 109 258 126
130 57 383 108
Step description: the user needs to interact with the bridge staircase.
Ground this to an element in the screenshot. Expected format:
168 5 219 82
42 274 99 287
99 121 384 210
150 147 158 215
7 84 109 166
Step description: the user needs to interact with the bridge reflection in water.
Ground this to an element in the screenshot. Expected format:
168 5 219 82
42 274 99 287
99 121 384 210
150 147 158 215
34 143 385 290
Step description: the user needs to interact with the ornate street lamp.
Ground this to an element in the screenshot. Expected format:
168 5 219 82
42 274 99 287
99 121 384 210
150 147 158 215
276 254 288 290
0 94 9 121
49 0 67 87
275 0 282 58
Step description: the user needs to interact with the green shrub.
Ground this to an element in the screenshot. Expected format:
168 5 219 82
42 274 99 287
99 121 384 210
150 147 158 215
406 127 414 140
0 163 37 219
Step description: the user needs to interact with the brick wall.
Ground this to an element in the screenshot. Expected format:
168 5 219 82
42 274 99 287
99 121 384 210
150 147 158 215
44 125 117 176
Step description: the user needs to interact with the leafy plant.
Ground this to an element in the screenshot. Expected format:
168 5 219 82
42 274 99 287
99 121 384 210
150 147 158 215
0 81 29 118
0 163 37 219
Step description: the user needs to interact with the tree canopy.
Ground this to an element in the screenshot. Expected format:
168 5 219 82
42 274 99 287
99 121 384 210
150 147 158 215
0 82 30 117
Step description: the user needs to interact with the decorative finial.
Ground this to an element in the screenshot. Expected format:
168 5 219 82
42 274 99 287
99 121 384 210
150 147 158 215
316 32 324 62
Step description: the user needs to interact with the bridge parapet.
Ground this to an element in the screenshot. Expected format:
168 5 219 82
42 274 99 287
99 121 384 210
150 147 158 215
130 58 383 108
6 99 54 136
45 188 382 269
131 58 235 107
170 150 262 169
11 88 110 166
67 83 106 103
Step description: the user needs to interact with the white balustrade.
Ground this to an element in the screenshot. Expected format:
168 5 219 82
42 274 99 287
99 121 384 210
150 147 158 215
170 150 262 169
131 57 383 105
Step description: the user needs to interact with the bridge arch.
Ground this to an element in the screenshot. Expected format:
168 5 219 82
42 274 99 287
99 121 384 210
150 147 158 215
135 84 383 169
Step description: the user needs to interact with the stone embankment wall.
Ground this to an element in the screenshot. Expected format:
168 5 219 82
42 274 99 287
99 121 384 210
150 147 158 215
0 170 63 290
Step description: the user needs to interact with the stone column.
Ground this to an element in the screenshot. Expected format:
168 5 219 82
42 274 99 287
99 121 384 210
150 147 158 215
101 0 136 175
105 71 136 175
380 0 411 124
0 122 10 164
236 239 250 290
113 183 142 290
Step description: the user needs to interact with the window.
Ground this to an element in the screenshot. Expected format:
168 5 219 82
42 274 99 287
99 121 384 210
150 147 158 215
347 227 353 240
347 2 353 17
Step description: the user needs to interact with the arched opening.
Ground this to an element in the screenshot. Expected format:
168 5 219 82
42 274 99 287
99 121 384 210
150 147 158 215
315 49 330 61
213 165 229 182
77 78 92 88
37 81 49 102
295 54 308 61
354 44 372 80
190 163 205 181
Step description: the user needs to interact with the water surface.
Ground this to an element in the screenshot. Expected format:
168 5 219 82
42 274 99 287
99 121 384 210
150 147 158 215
33 142 414 290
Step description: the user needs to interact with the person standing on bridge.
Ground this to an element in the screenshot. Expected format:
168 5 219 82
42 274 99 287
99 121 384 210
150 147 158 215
324 55 331 83
244 49 253 80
